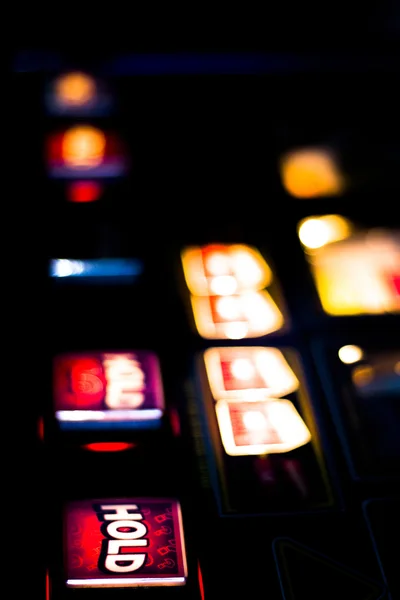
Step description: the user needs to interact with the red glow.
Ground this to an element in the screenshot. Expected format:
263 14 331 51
169 406 181 437
67 180 102 203
38 416 44 441
391 274 400 296
82 442 135 452
198 562 205 600
46 570 50 600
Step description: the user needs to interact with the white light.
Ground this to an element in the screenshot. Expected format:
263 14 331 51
242 410 266 431
338 345 364 364
205 252 230 275
224 323 248 339
230 358 256 381
53 259 85 277
210 275 238 295
216 296 241 320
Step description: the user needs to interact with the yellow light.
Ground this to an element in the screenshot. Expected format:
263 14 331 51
62 126 106 168
298 214 352 250
395 361 400 376
280 148 345 199
204 347 299 400
191 291 284 339
309 231 400 315
181 244 272 296
338 345 364 364
54 72 96 108
215 399 312 456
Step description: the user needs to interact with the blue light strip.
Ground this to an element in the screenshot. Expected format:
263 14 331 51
50 258 143 281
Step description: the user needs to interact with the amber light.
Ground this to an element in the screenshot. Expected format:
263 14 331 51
82 442 135 452
182 244 272 296
61 126 106 168
280 148 345 199
204 346 299 400
54 72 97 108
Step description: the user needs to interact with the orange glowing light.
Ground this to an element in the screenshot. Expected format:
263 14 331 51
280 148 345 198
215 399 311 456
82 442 135 452
204 347 299 400
181 244 272 296
67 180 103 203
54 72 96 108
62 126 106 169
191 291 284 339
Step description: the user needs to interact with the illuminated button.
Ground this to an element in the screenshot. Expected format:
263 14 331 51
215 399 311 456
297 214 352 250
53 351 164 430
181 244 272 296
46 127 126 178
64 498 187 588
204 347 299 400
280 147 345 198
308 230 400 315
191 291 284 339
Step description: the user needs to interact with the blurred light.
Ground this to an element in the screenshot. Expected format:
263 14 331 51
298 214 352 250
351 352 400 396
191 291 284 339
309 230 400 315
204 346 299 400
351 365 375 388
82 442 135 452
215 399 311 456
46 128 126 178
338 345 364 364
280 148 345 198
53 352 164 430
181 244 272 296
54 72 96 108
62 126 106 168
50 258 143 283
67 180 103 203
46 71 113 116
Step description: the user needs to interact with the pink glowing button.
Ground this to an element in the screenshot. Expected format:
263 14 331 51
215 399 311 456
204 346 299 400
64 498 187 588
53 351 164 430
